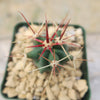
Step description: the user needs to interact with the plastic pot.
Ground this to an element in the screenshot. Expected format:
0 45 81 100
0 22 91 100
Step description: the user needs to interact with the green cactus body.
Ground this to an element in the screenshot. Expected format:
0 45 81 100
27 30 73 73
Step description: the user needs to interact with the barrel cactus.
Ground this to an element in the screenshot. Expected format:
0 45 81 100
19 12 75 73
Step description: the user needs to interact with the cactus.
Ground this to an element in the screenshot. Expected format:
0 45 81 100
19 12 82 73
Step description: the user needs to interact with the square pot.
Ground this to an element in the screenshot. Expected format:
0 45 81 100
0 22 91 100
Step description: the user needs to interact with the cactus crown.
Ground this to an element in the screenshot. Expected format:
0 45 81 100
19 12 81 73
